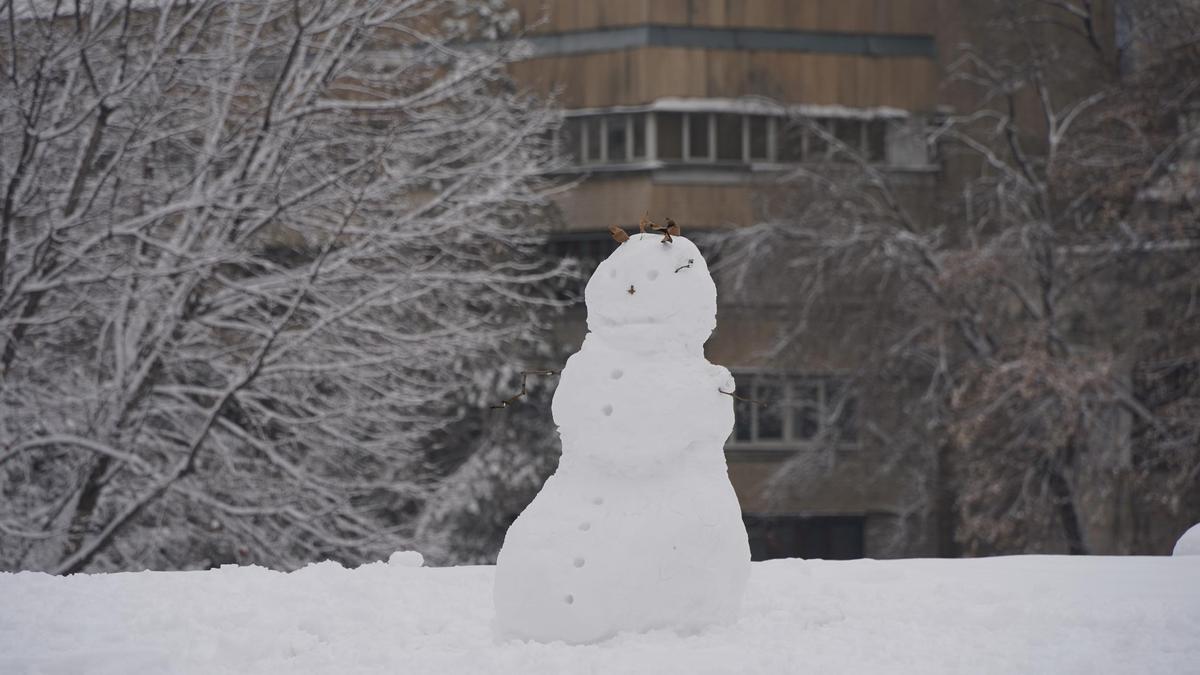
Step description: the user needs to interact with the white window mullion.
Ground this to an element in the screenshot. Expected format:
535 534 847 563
682 113 691 162
626 114 634 161
742 115 750 162
580 118 589 163
767 117 778 162
599 116 608 163
647 113 657 162
708 113 717 162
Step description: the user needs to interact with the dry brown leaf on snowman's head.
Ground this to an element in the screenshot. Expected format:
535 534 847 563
638 212 654 233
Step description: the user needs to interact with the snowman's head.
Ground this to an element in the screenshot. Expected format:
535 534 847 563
584 234 717 355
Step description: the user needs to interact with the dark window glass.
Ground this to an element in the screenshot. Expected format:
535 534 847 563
866 120 887 162
560 119 582 163
631 114 646 159
744 516 801 561
687 113 710 160
744 515 865 561
716 113 742 161
584 117 602 163
657 113 683 160
748 115 769 160
808 119 829 159
734 397 753 442
824 519 865 559
779 121 805 162
537 127 555 155
756 381 783 439
727 373 859 447
833 118 862 160
606 115 627 163
825 381 858 443
791 382 820 440
837 395 858 442
798 517 865 560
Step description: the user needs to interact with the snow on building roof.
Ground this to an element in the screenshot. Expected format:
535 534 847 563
564 97 910 120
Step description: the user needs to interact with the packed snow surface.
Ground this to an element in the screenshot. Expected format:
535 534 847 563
494 234 750 643
2 556 1198 674
1176 523 1200 556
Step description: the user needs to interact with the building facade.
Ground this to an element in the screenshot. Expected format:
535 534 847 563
502 0 958 559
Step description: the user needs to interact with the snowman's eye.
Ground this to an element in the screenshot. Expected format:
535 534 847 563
674 259 694 274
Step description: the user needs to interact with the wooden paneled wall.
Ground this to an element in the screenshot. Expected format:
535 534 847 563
509 0 937 35
510 48 938 109
556 175 758 232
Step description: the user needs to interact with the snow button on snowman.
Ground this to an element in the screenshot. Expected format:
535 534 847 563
493 217 751 644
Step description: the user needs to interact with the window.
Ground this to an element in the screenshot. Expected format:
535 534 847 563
605 115 628 162
832 118 862 157
747 115 770 160
825 379 858 443
561 114 651 165
657 112 683 160
686 112 710 160
716 113 742 161
728 372 857 448
743 515 865 561
631 114 646 159
561 108 897 168
583 117 602 163
778 121 806 162
806 119 829 159
560 118 582 163
791 381 820 440
866 120 887 162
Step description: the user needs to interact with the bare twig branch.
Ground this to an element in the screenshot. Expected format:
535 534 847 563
491 370 559 409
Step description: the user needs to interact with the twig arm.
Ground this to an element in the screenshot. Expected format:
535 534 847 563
492 369 559 409
719 388 767 407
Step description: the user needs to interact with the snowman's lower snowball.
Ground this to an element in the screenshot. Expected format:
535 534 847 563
1175 523 1200 556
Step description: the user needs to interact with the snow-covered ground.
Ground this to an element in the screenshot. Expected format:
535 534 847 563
2 555 1197 675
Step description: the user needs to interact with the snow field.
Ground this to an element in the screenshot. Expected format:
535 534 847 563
2 555 1198 675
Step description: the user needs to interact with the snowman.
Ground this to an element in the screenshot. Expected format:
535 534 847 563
493 223 751 644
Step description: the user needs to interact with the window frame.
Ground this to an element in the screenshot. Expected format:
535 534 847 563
682 112 716 163
559 107 900 169
726 370 859 451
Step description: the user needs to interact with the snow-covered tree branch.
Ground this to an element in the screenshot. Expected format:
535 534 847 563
716 0 1200 555
0 0 567 572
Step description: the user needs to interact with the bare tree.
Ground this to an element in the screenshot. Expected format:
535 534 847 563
719 0 1200 555
413 362 563 565
0 0 566 573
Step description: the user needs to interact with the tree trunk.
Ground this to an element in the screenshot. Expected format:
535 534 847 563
1048 467 1088 555
61 456 113 567
936 440 961 557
